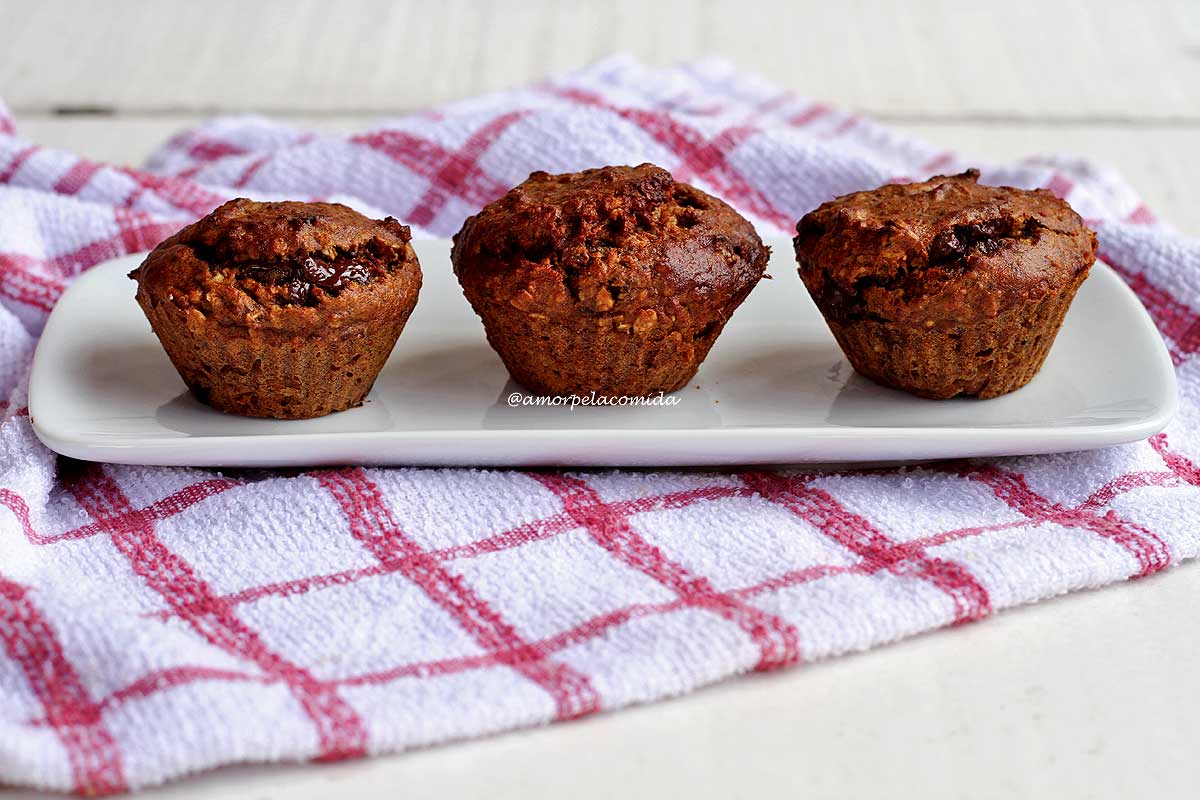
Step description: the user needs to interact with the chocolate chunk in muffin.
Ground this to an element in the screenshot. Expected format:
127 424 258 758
130 198 422 419
793 169 1097 399
451 164 769 397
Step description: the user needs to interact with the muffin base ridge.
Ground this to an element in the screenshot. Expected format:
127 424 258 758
824 278 1087 400
138 296 416 420
474 302 734 398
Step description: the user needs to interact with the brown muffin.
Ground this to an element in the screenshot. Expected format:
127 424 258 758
793 170 1097 399
129 198 421 419
451 164 769 397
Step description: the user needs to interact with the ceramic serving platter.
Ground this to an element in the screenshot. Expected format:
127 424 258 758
29 239 1176 467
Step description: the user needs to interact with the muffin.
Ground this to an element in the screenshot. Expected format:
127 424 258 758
129 198 422 419
451 164 769 397
793 170 1097 399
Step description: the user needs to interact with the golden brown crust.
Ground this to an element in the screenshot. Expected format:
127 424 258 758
129 199 422 418
793 170 1097 399
452 164 769 396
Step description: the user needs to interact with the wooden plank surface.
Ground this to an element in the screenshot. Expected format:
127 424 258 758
3 0 1199 119
4 0 1197 235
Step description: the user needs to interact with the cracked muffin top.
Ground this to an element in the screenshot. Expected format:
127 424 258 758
130 199 420 322
451 164 768 315
793 170 1097 322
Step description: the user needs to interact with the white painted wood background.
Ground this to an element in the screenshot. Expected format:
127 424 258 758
3 0 1199 232
2 1 1199 798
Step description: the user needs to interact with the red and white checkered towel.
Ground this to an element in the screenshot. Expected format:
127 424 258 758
2 56 1200 795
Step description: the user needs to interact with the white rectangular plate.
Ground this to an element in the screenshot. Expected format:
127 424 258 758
30 239 1176 467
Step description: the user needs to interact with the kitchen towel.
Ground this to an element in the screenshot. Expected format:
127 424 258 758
2 56 1199 794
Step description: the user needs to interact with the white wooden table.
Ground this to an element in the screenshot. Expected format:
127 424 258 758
2 1 1198 797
